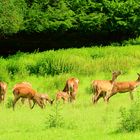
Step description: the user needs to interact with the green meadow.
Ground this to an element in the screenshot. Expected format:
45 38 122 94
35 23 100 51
0 45 140 140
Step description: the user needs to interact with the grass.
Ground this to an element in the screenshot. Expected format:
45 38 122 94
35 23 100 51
0 45 140 139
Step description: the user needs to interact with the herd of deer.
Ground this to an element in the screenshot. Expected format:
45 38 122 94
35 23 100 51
0 78 79 110
0 72 140 110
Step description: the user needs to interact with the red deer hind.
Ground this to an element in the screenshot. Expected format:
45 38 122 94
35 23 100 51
0 81 7 103
92 71 121 104
12 85 44 110
63 78 79 102
105 73 140 102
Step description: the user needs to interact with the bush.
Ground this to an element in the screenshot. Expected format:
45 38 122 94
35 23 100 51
118 99 140 132
122 36 140 46
45 102 64 128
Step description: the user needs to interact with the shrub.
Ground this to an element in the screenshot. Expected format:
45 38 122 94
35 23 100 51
45 102 64 128
118 99 140 132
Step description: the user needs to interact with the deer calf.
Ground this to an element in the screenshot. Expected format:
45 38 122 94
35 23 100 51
0 81 7 103
56 91 70 103
21 93 54 106
37 93 54 105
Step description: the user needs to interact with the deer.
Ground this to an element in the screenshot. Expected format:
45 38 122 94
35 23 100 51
63 77 79 102
0 81 7 103
56 90 70 103
21 93 54 106
13 81 33 104
12 86 45 110
92 71 121 104
35 93 54 105
105 73 140 102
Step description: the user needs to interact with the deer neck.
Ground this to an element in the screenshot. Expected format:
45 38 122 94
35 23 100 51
136 78 140 82
110 76 117 84
136 79 140 86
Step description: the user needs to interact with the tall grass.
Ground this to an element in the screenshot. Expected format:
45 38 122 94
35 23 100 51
1 45 140 81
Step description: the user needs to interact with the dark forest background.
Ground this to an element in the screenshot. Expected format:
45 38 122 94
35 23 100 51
0 0 140 55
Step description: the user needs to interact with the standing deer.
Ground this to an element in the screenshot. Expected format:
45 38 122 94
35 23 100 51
0 81 7 103
105 73 140 102
92 71 121 104
56 90 70 103
12 86 44 110
63 77 79 102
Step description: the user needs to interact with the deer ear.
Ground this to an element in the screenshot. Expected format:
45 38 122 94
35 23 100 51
118 71 122 74
137 73 140 76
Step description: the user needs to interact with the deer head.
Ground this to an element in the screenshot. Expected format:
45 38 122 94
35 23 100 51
136 73 140 81
111 71 121 82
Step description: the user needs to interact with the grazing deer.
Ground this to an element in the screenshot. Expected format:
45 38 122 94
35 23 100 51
0 81 7 103
12 86 44 110
21 93 54 106
13 81 32 105
63 77 79 102
56 91 70 103
105 73 140 102
92 71 121 104
36 93 54 105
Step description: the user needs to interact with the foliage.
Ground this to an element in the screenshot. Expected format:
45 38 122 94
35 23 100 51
122 36 140 46
0 0 140 41
0 0 27 34
1 46 140 81
45 102 64 128
118 99 140 132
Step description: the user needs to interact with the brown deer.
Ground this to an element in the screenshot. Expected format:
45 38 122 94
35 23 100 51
105 73 140 102
56 91 70 103
63 77 79 102
21 93 54 106
12 86 44 110
36 93 54 105
92 71 121 104
0 81 7 102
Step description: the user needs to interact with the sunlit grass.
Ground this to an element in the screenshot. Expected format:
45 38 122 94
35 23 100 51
0 45 140 139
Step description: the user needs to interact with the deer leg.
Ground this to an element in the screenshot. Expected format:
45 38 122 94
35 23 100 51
0 95 2 103
21 98 25 104
68 91 71 102
104 92 111 103
129 91 134 100
50 99 54 105
34 98 44 109
31 99 37 109
28 99 33 109
104 91 114 103
63 98 66 104
70 92 75 102
13 96 20 110
93 90 102 104
2 94 5 101
92 92 98 104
